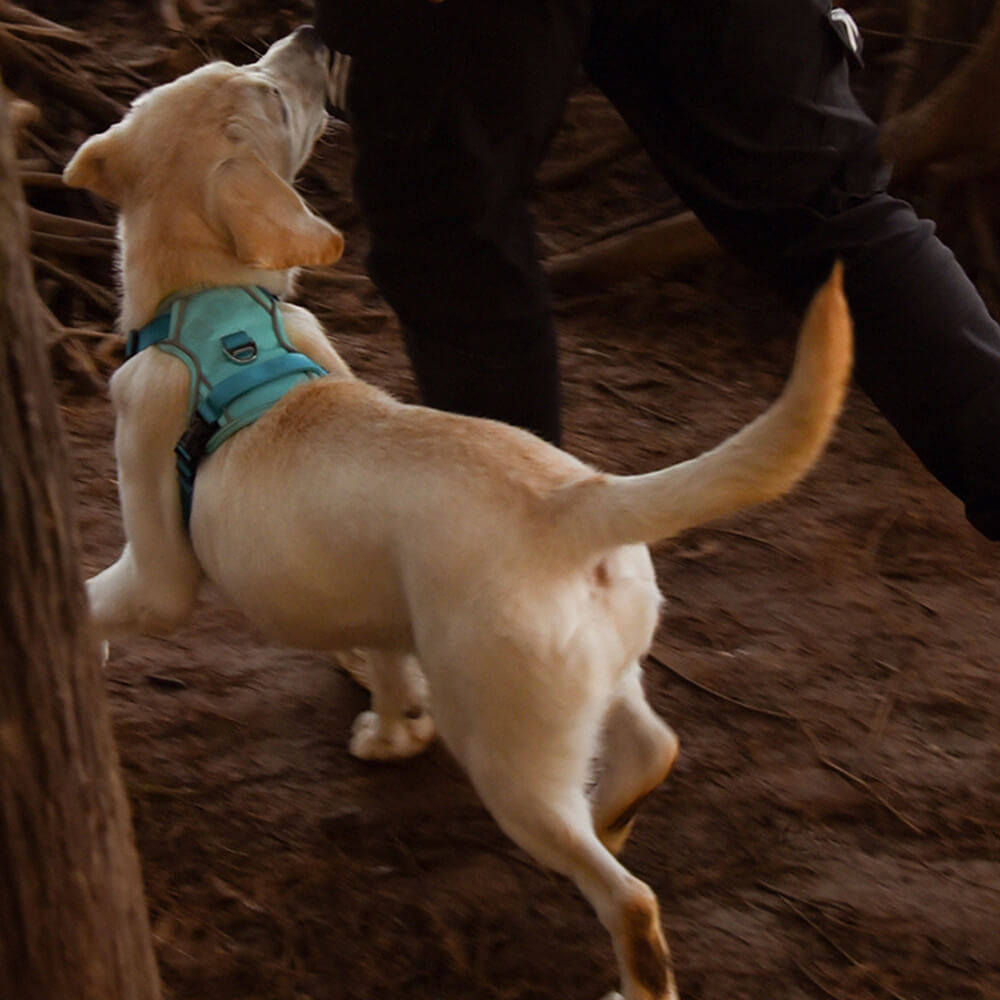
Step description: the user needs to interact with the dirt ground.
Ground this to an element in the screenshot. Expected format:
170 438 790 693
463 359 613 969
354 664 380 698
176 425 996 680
29 3 1000 998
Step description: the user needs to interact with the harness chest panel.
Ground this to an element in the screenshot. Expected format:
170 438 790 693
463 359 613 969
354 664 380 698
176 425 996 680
126 286 327 526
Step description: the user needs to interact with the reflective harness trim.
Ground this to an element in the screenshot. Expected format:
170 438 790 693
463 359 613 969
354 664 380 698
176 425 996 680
125 286 326 528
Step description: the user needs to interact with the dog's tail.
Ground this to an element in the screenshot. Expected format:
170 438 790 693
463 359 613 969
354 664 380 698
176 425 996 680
550 263 853 557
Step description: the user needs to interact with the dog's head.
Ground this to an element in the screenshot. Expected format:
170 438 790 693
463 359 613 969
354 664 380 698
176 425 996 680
63 26 343 322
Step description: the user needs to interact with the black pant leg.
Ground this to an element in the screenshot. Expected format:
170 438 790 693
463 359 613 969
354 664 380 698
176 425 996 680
585 0 1000 537
317 0 590 444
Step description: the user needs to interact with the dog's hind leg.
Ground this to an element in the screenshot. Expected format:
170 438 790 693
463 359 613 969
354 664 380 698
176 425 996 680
462 721 679 1000
348 651 435 760
590 663 679 856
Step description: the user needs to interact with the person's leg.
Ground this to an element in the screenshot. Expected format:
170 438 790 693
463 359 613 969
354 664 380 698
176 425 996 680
586 0 1000 538
315 0 591 444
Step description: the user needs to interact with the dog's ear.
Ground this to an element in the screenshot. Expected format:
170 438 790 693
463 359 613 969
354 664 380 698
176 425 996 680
63 124 130 204
210 155 344 270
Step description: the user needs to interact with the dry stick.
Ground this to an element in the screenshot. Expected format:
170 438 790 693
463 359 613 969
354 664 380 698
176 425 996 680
565 198 686 249
755 880 857 926
31 254 115 314
19 170 68 189
703 526 806 564
799 723 924 835
51 328 115 343
302 268 372 289
646 651 797 722
539 131 642 190
882 0 932 121
593 379 681 426
760 885 916 1000
757 882 862 966
50 340 104 392
0 29 125 125
896 844 1000 898
37 299 114 350
31 232 116 258
880 577 939 617
545 211 719 292
38 302 107 391
863 27 979 51
863 671 903 760
0 1 82 32
881 0 1000 180
653 646 925 834
2 20 90 46
29 207 115 239
792 960 849 1000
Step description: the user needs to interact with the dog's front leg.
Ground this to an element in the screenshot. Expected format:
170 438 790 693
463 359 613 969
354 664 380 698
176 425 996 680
89 356 202 646
348 651 435 760
87 540 201 643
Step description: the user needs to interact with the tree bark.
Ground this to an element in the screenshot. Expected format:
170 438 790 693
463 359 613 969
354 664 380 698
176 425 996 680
0 87 162 1000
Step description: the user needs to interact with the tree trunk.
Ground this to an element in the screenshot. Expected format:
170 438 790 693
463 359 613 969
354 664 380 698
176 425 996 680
0 87 162 1000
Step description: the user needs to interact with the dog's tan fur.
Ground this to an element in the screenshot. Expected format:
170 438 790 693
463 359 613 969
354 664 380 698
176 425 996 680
64 27 852 1000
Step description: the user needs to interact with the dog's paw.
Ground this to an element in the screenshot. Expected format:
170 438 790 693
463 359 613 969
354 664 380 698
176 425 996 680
98 640 110 667
349 709 435 760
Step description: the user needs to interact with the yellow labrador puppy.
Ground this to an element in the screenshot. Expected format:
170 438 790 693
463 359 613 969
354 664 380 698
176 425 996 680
64 26 852 1000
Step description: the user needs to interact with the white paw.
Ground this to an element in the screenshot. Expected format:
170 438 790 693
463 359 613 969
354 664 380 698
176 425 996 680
349 709 435 760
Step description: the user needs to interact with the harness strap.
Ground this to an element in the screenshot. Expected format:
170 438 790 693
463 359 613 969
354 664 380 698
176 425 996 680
197 353 326 424
125 313 171 359
173 352 325 526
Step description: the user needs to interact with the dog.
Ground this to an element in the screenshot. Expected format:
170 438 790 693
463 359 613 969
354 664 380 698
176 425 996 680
64 26 852 1000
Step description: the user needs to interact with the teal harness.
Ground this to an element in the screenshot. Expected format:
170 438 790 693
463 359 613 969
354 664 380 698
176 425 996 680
125 286 327 527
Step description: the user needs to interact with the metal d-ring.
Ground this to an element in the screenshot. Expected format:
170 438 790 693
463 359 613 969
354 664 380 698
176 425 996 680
221 330 258 364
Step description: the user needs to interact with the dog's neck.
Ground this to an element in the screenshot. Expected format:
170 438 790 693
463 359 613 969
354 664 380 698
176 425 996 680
115 213 295 332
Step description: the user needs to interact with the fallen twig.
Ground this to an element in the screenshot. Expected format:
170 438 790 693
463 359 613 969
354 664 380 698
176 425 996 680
546 210 719 292
758 884 861 965
882 0 932 121
29 206 115 239
539 131 641 190
760 882 916 1000
792 960 849 1000
31 254 116 314
881 2 1000 179
18 169 66 189
31 232 116 258
593 379 681 426
863 671 903 760
799 723 924 835
703 526 806 564
0 27 126 125
647 650 797 722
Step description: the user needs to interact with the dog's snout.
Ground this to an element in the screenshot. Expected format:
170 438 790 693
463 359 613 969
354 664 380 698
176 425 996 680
291 24 327 58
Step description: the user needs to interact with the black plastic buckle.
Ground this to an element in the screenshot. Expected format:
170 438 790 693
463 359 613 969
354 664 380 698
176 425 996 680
175 413 217 482
174 413 219 527
125 328 140 359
